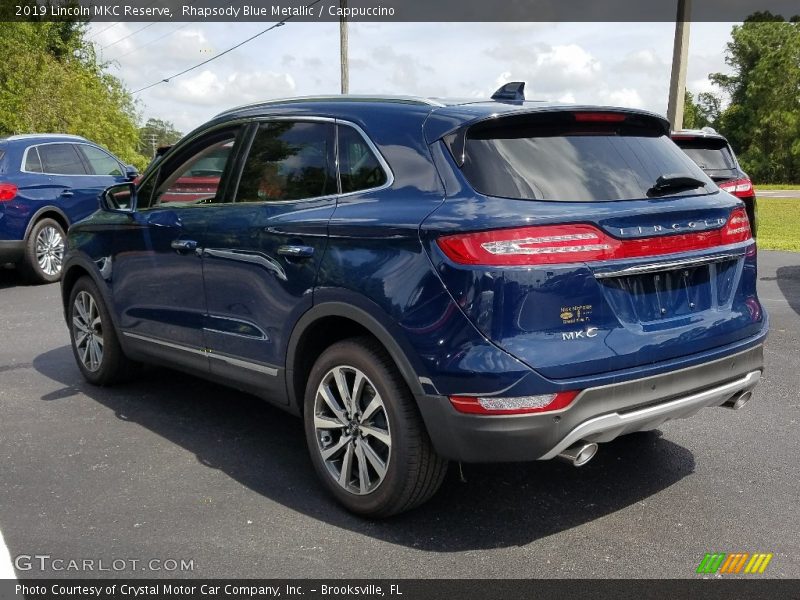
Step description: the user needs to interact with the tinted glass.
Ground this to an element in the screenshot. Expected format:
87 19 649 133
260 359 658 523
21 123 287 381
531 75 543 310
674 141 737 175
458 115 712 202
39 144 87 175
236 121 335 203
24 147 42 173
149 136 236 208
79 145 123 176
338 125 387 193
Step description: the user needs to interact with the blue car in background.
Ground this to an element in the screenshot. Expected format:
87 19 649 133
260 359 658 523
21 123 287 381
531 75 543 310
0 134 136 283
60 85 767 517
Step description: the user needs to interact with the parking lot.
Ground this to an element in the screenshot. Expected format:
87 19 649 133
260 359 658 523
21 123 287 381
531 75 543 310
0 250 798 579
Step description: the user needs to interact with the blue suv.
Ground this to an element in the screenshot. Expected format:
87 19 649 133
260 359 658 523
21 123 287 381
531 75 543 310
60 87 767 517
0 134 135 283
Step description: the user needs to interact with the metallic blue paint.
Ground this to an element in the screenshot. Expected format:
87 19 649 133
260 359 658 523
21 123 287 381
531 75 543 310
0 137 128 261
61 98 767 423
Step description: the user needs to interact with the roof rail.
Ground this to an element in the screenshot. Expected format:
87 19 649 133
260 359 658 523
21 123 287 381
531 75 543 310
215 94 445 117
4 133 88 141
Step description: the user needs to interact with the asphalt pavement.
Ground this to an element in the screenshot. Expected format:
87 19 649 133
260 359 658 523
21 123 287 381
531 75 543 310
0 251 798 579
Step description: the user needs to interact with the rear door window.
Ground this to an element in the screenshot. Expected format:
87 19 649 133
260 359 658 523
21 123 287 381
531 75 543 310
455 113 711 202
38 144 88 175
78 145 123 176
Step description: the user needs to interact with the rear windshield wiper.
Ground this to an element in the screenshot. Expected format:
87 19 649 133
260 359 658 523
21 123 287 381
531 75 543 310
647 174 707 197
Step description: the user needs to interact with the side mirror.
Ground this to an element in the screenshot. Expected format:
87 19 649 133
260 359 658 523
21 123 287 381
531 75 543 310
100 182 137 213
125 165 139 181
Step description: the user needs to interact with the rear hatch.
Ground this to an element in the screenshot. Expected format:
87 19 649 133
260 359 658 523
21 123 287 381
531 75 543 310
422 109 764 380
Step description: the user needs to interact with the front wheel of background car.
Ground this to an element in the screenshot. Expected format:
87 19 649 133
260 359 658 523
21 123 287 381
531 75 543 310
68 276 139 386
303 337 448 518
22 218 66 284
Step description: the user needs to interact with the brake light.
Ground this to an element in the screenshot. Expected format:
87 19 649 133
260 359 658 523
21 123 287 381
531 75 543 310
0 183 17 201
437 208 752 266
449 390 579 415
573 112 627 123
719 177 754 198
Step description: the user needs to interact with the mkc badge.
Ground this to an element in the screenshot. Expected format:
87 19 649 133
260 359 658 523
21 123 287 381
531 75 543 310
562 327 599 341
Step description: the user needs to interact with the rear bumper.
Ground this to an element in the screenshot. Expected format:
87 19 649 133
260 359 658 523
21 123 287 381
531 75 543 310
416 344 764 463
0 240 24 265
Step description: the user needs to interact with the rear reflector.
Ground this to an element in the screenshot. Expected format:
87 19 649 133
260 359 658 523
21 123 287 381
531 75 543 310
450 391 579 415
437 207 752 266
0 183 17 202
719 177 754 198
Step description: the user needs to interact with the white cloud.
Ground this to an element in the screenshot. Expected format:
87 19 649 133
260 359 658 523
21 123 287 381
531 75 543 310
86 21 736 133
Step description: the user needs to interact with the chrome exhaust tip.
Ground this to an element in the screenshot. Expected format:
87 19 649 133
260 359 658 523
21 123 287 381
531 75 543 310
723 390 753 410
557 441 598 467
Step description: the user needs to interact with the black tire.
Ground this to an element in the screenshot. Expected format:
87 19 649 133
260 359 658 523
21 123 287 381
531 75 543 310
303 337 448 518
67 276 139 385
22 218 67 284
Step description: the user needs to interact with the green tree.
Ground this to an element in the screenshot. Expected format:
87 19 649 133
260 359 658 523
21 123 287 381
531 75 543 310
682 90 723 130
0 19 146 169
138 118 183 157
709 14 800 183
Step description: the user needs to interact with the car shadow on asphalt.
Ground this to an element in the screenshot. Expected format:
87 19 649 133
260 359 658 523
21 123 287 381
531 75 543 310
33 345 695 552
776 266 800 317
0 267 26 289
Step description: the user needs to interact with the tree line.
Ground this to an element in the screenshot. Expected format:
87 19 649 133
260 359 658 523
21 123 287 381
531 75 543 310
684 13 800 183
1 10 798 182
0 13 181 169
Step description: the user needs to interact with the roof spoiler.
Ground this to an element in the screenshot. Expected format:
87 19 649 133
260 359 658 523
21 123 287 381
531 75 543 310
491 82 526 104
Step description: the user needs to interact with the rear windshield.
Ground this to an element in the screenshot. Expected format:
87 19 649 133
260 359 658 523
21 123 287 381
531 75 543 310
672 139 737 175
454 113 712 202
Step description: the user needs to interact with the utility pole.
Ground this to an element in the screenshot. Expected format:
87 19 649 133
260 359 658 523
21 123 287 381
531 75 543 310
339 0 349 94
666 0 692 131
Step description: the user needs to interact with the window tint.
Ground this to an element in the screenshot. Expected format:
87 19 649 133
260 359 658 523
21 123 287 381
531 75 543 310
24 147 42 173
39 144 87 175
147 134 236 209
79 145 123 176
236 121 335 203
338 125 387 193
457 115 712 202
674 143 737 174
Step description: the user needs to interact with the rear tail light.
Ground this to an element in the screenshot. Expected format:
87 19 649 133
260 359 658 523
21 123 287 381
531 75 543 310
449 390 579 415
437 207 752 266
0 183 17 202
719 177 754 198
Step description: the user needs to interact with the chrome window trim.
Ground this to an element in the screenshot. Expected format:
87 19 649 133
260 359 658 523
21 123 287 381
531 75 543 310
20 141 124 176
136 116 394 210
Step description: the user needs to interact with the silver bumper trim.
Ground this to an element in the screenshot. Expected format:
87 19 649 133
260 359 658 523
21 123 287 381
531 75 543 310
539 369 761 460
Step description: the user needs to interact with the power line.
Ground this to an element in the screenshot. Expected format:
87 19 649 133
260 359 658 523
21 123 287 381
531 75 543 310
132 0 323 95
101 21 159 50
87 21 122 40
115 23 193 60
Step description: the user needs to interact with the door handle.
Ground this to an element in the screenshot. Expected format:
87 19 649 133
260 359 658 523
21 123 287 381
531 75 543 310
171 239 198 253
60 190 74 197
277 245 315 259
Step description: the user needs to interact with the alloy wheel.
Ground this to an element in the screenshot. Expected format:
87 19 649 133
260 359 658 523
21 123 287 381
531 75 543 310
35 225 64 276
72 291 104 372
313 365 392 495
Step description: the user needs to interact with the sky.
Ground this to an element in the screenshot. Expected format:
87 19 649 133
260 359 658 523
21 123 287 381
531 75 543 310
86 21 738 135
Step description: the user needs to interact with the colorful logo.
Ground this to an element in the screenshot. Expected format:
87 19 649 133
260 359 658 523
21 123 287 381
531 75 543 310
696 552 773 574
